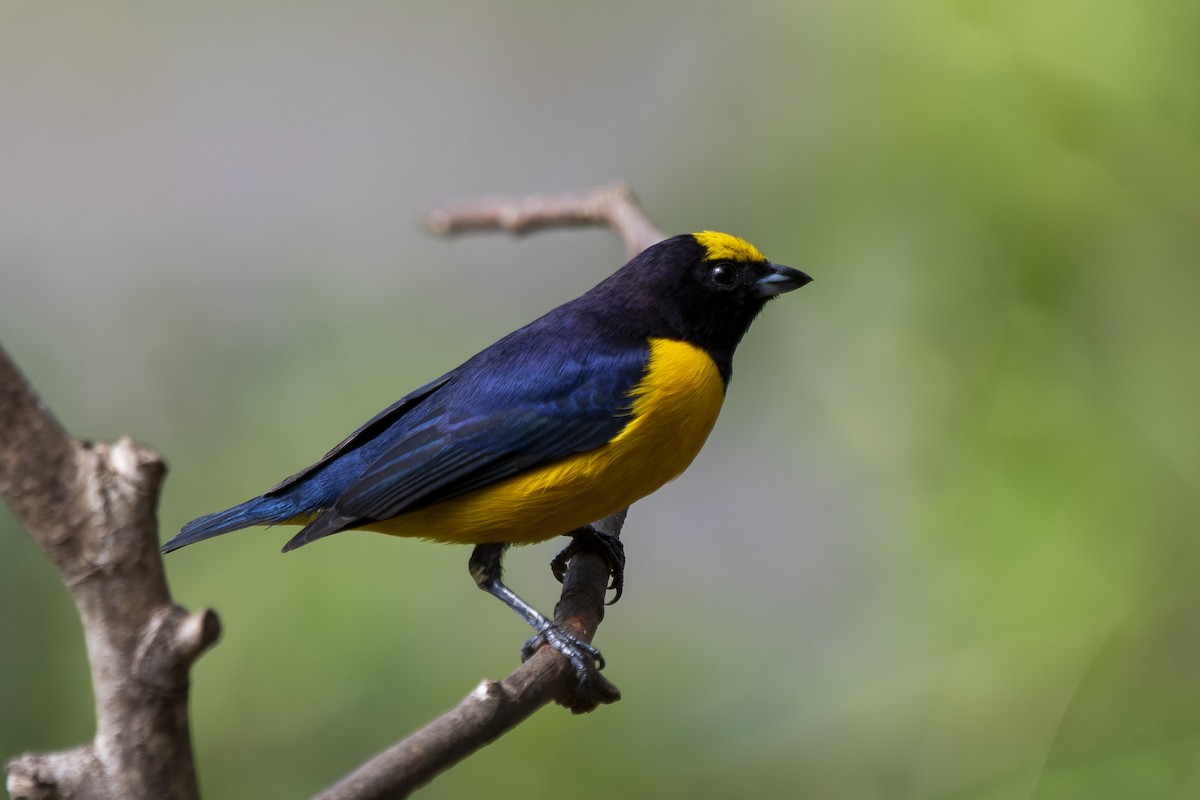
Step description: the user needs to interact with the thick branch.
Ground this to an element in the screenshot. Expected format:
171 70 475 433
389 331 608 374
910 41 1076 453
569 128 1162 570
1 346 220 800
0 347 78 552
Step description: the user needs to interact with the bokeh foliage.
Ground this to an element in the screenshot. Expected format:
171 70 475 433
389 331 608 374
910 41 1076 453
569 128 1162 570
2 1 1197 798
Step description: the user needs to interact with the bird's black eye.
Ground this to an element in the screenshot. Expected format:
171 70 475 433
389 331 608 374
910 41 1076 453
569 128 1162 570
709 261 738 287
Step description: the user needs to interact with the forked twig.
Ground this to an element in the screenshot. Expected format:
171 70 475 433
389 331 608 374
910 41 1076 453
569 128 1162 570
425 181 665 258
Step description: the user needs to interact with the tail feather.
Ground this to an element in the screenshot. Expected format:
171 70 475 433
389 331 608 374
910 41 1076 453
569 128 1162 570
281 509 356 553
162 496 299 553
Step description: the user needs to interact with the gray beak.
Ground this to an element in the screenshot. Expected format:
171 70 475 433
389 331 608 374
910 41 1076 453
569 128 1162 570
755 263 813 297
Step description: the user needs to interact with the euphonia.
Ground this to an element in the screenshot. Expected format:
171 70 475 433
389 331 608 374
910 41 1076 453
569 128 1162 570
163 231 811 684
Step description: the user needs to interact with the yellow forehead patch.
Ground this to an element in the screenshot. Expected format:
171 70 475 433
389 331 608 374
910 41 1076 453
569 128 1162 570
693 231 766 263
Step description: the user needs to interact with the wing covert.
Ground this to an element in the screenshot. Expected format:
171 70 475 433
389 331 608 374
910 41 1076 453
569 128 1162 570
334 342 649 523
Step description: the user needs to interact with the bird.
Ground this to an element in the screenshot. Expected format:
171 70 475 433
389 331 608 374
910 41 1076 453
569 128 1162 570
162 231 811 686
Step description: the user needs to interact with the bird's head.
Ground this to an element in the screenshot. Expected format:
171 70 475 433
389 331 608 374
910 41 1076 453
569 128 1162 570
597 231 811 362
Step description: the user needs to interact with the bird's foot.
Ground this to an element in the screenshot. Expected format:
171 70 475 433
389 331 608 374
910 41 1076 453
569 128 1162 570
551 526 626 605
523 624 621 712
522 623 605 685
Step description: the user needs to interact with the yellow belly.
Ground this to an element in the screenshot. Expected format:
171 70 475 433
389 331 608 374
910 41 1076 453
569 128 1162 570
360 337 726 545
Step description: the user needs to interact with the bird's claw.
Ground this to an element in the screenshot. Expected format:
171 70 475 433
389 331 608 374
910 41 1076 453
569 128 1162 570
550 526 626 605
522 623 606 688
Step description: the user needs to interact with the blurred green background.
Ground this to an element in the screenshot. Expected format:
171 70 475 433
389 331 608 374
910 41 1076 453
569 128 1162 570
3 1 1198 798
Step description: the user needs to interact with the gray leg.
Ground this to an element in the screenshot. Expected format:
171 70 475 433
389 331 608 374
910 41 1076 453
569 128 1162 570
469 543 605 685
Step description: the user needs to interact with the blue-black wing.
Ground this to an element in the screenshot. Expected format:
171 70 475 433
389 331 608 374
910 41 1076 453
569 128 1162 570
281 332 649 549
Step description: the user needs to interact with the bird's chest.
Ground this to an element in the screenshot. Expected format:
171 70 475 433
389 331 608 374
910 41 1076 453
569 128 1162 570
501 337 727 537
605 337 727 475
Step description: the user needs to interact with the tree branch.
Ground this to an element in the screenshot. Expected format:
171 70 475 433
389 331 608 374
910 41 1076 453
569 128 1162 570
424 181 665 258
316 510 627 800
1 346 220 800
310 186 666 799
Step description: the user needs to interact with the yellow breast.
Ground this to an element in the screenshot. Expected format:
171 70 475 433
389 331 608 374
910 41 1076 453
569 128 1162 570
364 338 727 545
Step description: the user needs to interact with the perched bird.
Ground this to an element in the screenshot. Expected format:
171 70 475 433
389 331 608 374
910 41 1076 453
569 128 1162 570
163 231 811 684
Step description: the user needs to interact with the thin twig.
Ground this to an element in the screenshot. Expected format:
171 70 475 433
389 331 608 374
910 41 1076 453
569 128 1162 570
424 181 665 258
